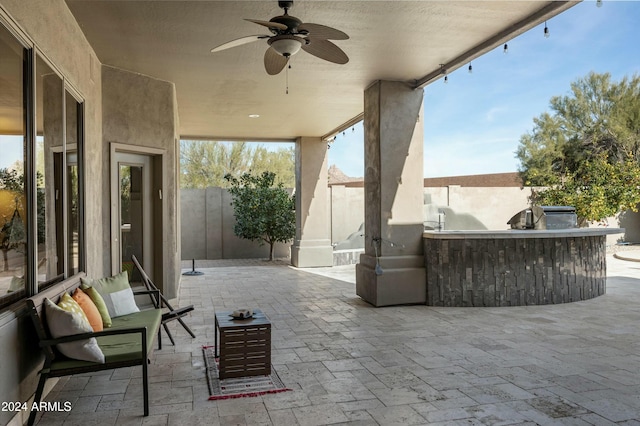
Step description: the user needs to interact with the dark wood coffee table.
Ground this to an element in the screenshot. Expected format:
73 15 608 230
214 309 271 379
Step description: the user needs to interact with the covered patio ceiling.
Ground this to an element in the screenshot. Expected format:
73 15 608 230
65 0 578 141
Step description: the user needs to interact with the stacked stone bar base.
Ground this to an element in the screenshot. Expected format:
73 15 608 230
423 229 622 307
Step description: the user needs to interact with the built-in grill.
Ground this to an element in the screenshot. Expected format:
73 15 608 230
507 206 578 230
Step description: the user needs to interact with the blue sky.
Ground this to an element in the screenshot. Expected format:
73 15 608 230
328 0 640 178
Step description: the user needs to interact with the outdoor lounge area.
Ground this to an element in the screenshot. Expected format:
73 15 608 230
3 2 640 425
30 254 640 425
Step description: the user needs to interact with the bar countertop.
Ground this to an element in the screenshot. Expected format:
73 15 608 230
423 228 624 240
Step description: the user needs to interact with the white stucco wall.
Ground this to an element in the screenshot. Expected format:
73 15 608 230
329 185 365 244
101 65 181 298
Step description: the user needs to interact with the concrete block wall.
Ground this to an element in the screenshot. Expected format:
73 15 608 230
180 188 290 260
328 184 536 244
182 184 633 260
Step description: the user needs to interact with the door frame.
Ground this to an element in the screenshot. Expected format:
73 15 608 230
109 143 166 278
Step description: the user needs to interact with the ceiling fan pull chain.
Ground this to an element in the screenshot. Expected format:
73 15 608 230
286 60 290 94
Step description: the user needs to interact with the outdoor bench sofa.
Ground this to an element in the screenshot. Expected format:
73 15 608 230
25 272 162 426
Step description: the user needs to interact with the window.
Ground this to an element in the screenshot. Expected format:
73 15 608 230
0 24 27 304
35 55 63 286
64 91 84 276
0 22 85 308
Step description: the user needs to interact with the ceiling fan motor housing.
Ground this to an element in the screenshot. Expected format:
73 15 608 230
270 14 302 33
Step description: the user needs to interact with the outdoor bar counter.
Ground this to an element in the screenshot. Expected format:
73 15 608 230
423 228 623 307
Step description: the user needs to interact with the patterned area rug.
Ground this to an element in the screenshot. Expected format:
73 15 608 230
202 345 291 400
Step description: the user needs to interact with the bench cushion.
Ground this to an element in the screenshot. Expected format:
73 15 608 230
49 308 162 372
105 308 162 359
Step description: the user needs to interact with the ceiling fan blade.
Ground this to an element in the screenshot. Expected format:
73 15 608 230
302 38 349 64
245 19 288 31
264 47 289 75
211 35 269 53
298 23 349 40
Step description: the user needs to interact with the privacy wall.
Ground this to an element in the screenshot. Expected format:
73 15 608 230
328 185 536 243
181 185 536 260
181 188 291 260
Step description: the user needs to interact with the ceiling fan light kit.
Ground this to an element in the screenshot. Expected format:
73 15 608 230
269 35 303 57
210 0 349 75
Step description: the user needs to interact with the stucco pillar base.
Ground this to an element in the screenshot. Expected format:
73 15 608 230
291 239 333 267
356 254 426 307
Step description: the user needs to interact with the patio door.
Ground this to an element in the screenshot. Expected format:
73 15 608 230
111 152 153 280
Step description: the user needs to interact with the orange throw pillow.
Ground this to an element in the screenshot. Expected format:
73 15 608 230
72 288 104 332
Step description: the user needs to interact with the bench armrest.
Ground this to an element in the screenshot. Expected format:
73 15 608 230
133 289 162 309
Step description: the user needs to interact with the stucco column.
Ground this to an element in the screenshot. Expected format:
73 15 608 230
291 137 333 267
356 80 426 306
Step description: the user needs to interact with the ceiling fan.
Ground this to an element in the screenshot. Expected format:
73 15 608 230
210 0 349 75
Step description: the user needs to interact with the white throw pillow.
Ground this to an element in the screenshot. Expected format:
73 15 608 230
44 298 105 363
107 287 140 317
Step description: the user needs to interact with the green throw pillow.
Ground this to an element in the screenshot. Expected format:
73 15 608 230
80 284 113 328
81 271 140 318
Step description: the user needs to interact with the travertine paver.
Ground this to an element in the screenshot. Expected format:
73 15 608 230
34 255 640 425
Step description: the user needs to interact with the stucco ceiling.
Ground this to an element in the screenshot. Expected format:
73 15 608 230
65 0 578 141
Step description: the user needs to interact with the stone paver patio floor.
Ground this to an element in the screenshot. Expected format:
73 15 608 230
35 255 640 425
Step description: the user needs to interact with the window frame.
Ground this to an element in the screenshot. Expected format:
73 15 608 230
0 16 86 309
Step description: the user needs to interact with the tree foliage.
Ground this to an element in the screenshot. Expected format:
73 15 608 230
180 140 294 189
516 72 640 222
224 171 295 260
0 168 26 271
530 154 640 223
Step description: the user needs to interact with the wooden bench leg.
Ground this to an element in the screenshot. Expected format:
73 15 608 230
28 373 47 426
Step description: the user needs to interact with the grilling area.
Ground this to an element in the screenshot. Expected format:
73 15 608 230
420 206 623 308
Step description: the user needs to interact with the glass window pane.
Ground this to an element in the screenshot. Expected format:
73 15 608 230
0 25 27 301
65 91 81 276
120 164 144 280
36 55 64 286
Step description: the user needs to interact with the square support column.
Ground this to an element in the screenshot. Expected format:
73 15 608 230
291 137 333 267
356 80 426 306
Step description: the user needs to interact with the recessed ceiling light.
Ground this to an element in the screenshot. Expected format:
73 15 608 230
248 114 260 118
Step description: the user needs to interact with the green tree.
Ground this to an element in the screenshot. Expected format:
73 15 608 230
517 72 640 186
516 72 640 222
180 140 294 188
530 153 640 224
224 171 295 261
180 141 250 188
249 145 295 187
